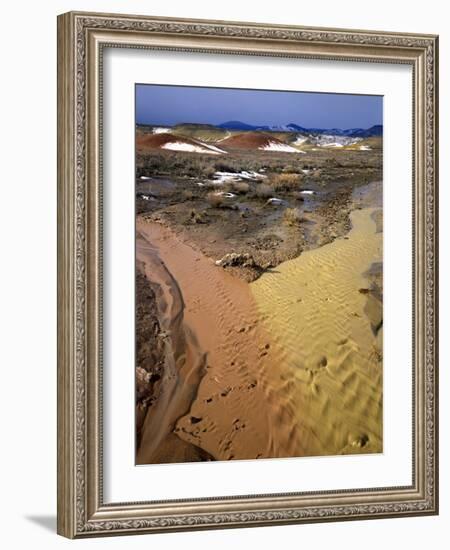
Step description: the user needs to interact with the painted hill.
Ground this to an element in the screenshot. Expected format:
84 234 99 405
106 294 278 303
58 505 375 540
171 123 229 142
136 132 226 155
220 132 303 153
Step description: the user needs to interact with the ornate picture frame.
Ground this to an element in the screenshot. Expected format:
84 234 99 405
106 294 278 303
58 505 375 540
57 11 438 538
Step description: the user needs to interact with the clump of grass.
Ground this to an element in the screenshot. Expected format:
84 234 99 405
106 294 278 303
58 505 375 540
283 207 305 226
183 190 195 201
214 161 238 173
255 183 273 199
206 192 226 208
269 172 303 191
137 152 217 179
227 181 249 194
282 164 299 173
189 209 208 224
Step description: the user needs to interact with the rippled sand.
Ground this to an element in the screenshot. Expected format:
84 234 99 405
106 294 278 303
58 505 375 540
137 203 382 463
251 207 383 456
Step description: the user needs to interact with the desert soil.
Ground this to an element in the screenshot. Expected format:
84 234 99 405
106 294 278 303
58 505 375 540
136 181 383 463
135 140 383 463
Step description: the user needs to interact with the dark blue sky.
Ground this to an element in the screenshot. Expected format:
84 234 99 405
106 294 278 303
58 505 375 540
136 84 382 130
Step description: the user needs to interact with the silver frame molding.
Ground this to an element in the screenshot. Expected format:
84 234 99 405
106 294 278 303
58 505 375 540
57 11 439 538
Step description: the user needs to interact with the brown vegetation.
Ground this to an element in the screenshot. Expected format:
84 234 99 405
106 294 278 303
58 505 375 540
255 183 273 199
269 172 303 191
226 180 250 194
188 209 209 224
283 207 305 227
206 192 226 208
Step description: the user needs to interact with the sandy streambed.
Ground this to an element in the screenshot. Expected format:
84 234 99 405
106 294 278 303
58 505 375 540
136 219 294 462
136 202 383 463
136 234 214 464
251 206 383 456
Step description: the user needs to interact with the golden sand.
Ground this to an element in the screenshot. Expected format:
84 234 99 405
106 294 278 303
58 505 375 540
250 207 383 456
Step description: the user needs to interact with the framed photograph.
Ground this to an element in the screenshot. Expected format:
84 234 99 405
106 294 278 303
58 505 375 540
57 11 439 538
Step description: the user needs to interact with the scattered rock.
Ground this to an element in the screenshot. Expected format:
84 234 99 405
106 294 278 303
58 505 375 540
215 252 256 268
266 197 283 206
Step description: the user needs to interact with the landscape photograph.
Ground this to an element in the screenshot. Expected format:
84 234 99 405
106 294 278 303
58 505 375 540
134 84 383 465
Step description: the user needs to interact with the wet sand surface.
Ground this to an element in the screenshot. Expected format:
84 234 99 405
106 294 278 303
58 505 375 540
137 220 293 462
136 183 383 462
136 235 214 463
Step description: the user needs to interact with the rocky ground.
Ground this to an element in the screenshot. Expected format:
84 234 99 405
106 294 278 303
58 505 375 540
135 146 383 459
136 147 382 282
135 270 165 448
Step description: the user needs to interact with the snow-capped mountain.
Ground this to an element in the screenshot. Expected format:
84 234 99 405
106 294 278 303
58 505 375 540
218 121 382 138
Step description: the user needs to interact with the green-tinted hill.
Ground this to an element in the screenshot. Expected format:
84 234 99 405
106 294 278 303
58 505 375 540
171 123 230 142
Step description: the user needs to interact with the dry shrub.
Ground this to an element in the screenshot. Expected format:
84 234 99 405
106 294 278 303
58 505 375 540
255 183 273 199
189 209 208 224
282 164 298 173
269 172 302 191
183 190 194 201
283 207 304 226
228 181 250 194
206 192 225 208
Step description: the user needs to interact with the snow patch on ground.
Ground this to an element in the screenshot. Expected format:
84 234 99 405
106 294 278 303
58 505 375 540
359 145 372 151
152 127 171 134
259 142 303 153
203 143 228 154
266 197 283 205
212 170 266 184
161 141 224 155
215 191 236 198
293 137 308 146
304 134 363 148
319 136 362 147
321 142 344 148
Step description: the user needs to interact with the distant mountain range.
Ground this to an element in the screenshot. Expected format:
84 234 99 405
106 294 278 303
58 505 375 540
136 120 382 155
217 121 383 138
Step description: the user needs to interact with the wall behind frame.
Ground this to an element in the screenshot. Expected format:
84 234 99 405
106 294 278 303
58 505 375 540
0 0 446 548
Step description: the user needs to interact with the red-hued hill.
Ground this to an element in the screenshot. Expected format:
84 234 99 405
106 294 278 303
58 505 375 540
136 132 225 155
220 132 300 153
137 132 190 149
